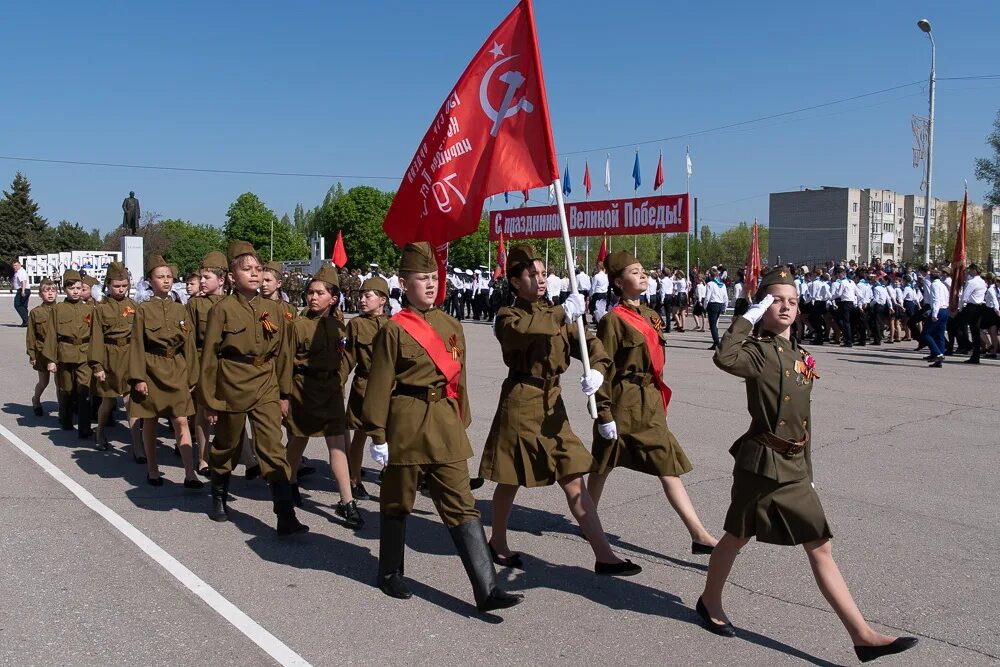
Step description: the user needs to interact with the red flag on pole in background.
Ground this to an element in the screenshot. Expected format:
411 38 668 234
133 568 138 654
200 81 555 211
493 231 507 279
382 0 560 303
596 236 608 264
583 161 592 198
744 220 762 297
948 185 968 314
331 230 348 268
522 189 529 204
653 151 664 191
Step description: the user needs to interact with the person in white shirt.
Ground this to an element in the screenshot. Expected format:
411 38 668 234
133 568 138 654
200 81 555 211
731 270 748 318
590 263 609 322
576 267 591 326
808 272 829 345
559 271 571 305
11 261 30 326
643 269 657 307
692 275 707 332
672 270 689 331
703 269 728 348
957 264 988 363
869 276 891 346
832 268 856 347
982 273 1000 358
922 267 951 367
387 272 402 315
659 270 674 330
545 268 561 306
901 276 920 342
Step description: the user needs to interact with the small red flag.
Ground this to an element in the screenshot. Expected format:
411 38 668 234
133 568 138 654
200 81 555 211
522 189 529 204
494 231 507 279
332 230 348 268
653 152 664 191
583 161 592 198
596 236 608 264
744 220 762 297
949 187 968 314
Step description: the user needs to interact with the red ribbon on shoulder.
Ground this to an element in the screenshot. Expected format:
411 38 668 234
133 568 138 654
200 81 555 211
392 308 461 402
610 305 672 413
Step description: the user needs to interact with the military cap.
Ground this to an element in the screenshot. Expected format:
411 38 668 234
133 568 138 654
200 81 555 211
62 269 82 285
313 263 340 287
144 253 170 277
82 275 99 287
757 266 796 293
507 244 537 269
398 241 437 274
605 250 641 277
361 275 389 297
939 266 951 277
200 251 228 270
105 261 128 282
263 261 284 275
227 240 256 262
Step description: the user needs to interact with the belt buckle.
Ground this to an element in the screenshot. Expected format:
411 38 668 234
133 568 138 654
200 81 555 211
164 348 176 359
253 355 266 367
117 338 128 347
785 443 804 457
427 387 440 401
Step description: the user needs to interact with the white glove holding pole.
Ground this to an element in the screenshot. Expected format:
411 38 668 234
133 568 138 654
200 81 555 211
741 294 774 326
370 442 389 467
580 368 604 396
597 420 618 440
562 293 586 324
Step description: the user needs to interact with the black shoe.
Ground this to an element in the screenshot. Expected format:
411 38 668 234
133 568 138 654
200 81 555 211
245 464 261 481
378 514 411 599
489 542 525 569
379 572 413 600
922 354 936 361
134 455 147 464
450 519 523 612
707 345 717 350
478 587 524 612
351 481 370 500
298 465 316 478
695 596 736 637
964 357 980 364
842 343 853 348
198 466 211 478
209 472 230 522
469 476 486 490
929 356 943 368
854 637 918 663
272 480 309 535
184 478 204 490
147 475 164 487
335 499 364 529
32 402 43 417
594 559 642 576
692 541 715 555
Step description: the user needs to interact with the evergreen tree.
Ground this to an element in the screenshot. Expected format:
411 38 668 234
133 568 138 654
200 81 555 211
0 172 51 269
974 109 1000 207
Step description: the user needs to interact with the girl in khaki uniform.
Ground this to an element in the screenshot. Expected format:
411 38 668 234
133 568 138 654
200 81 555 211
89 261 140 454
42 270 93 437
262 261 299 322
588 252 717 553
697 268 917 663
480 244 640 576
283 264 361 528
128 254 201 488
344 275 389 500
26 279 58 416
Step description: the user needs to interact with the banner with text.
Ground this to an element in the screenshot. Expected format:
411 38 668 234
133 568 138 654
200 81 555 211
488 193 690 241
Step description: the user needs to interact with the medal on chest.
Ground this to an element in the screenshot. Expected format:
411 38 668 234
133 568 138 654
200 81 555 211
449 334 462 361
260 311 278 334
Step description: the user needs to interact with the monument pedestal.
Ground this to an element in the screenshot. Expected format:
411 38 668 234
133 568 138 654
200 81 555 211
121 236 144 291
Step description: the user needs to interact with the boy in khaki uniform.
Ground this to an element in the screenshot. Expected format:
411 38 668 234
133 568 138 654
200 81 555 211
200 241 306 535
262 261 298 322
26 279 58 416
42 270 93 437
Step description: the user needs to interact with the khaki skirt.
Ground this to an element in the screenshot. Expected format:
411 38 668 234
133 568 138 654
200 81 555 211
724 469 832 546
92 344 131 397
129 355 194 419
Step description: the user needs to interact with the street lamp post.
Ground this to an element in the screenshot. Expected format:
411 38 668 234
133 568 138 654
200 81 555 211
918 18 936 264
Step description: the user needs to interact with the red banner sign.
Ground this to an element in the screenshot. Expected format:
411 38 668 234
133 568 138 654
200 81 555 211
488 193 690 241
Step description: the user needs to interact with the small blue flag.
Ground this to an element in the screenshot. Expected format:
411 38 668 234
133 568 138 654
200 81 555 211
504 191 509 204
632 151 641 191
562 163 572 197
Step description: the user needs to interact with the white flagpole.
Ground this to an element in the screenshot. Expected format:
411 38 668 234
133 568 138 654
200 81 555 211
685 147 692 281
553 177 598 418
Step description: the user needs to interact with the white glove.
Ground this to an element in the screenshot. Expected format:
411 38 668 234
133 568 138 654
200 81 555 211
597 420 618 440
369 442 389 467
741 294 774 325
562 293 586 324
580 368 604 396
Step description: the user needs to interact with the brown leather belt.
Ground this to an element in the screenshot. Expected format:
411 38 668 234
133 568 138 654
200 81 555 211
220 351 276 367
624 372 653 386
104 336 130 347
58 335 90 344
508 371 559 390
753 432 806 458
394 383 446 402
294 366 337 380
147 345 180 359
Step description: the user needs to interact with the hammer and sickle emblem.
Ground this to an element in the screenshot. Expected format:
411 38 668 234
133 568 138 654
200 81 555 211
479 55 534 137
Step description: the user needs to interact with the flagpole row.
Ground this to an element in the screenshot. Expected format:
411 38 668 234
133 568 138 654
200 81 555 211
552 177 598 419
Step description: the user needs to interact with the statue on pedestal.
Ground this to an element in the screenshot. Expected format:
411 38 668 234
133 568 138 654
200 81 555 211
122 191 140 235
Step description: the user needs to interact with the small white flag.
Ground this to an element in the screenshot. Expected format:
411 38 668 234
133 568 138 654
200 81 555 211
604 153 611 192
685 147 693 178
548 184 555 203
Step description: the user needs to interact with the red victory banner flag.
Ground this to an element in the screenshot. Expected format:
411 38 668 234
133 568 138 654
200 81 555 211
382 0 560 303
583 161 592 198
948 185 968 314
596 235 608 264
653 151 664 191
331 230 348 268
493 230 507 279
744 219 762 297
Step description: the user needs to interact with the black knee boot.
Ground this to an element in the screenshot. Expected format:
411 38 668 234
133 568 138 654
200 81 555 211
57 391 74 430
76 389 93 439
378 514 412 599
450 519 523 612
209 472 230 522
271 480 308 535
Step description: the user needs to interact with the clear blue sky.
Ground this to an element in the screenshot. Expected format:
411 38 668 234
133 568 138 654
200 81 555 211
2 1 997 236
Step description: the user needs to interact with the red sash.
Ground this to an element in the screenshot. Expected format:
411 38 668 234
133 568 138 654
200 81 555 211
392 308 461 401
610 305 672 413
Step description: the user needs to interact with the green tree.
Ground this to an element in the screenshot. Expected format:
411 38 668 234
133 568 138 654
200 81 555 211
49 220 101 251
102 210 169 257
449 216 490 268
224 192 308 262
974 109 1000 207
160 219 225 275
314 186 397 269
0 172 50 271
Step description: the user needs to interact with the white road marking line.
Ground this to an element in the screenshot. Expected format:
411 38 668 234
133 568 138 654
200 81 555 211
0 422 312 667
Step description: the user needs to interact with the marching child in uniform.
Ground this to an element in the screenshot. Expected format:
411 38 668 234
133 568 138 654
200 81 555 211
43 269 93 437
80 275 98 304
697 268 917 663
363 242 522 612
283 264 361 527
200 241 307 535
262 261 298 322
588 252 717 553
344 275 390 500
89 261 141 455
188 251 229 475
128 255 201 487
26 279 58 416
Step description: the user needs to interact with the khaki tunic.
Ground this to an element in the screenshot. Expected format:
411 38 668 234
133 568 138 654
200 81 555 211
479 297 611 488
592 303 693 477
89 296 137 397
43 299 93 393
285 309 348 437
128 296 198 418
714 317 831 546
186 293 225 351
269 298 298 324
344 313 388 429
26 302 55 370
